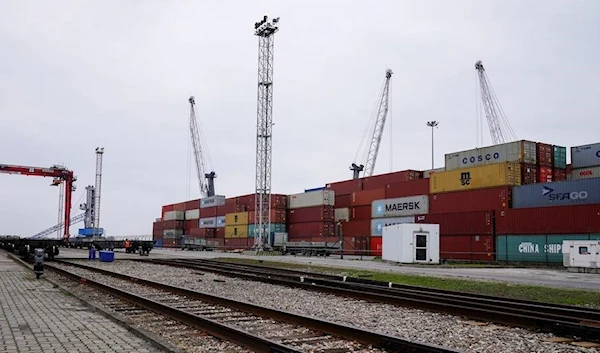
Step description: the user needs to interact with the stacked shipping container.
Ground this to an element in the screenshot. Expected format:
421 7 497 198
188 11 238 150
287 190 336 241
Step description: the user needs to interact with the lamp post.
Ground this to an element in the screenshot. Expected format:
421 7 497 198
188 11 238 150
426 121 439 169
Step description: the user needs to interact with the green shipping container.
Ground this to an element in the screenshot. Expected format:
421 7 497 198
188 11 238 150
496 234 600 263
247 223 286 238
552 146 567 169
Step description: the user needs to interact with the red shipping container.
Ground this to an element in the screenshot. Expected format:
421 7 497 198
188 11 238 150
219 198 237 214
173 202 186 211
161 204 175 216
362 170 423 191
249 209 287 224
350 205 371 221
496 204 600 234
335 194 352 208
235 193 287 212
326 179 363 195
370 237 382 257
200 206 217 218
566 164 573 174
215 227 225 238
189 228 216 237
415 212 493 235
184 199 200 211
521 164 537 185
553 168 567 181
288 222 335 237
162 238 180 248
538 166 553 183
536 143 553 167
162 220 184 229
351 189 386 206
287 206 333 224
385 178 430 198
152 231 162 239
223 237 253 249
342 220 371 237
152 221 163 232
429 187 511 214
184 220 197 231
440 235 494 261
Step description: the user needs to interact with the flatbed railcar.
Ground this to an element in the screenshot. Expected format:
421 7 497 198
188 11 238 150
0 235 61 260
68 236 155 255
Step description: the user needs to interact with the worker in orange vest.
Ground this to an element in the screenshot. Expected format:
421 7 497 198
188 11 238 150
124 239 131 253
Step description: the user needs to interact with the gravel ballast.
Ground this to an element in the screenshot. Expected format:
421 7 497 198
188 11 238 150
57 260 598 353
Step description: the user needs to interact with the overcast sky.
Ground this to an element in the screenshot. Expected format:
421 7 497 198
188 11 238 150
1 0 599 237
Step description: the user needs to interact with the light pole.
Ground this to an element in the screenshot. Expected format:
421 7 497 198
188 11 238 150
426 121 439 169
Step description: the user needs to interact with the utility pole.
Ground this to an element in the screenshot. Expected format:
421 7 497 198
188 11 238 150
426 121 439 169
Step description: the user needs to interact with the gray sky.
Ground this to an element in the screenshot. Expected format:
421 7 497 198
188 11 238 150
1 0 599 237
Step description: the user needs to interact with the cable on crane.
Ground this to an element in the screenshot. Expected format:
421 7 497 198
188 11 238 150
353 77 388 170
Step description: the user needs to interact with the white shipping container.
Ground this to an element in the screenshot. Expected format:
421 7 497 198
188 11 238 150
216 216 226 228
200 195 226 208
163 229 183 238
382 223 440 264
423 167 445 178
444 140 536 171
568 166 600 180
334 208 350 222
287 189 335 209
571 142 600 169
163 210 184 221
199 217 217 228
371 195 429 218
185 209 200 220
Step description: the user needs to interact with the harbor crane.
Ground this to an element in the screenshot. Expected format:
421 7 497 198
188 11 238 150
351 69 393 179
0 164 76 240
93 147 104 236
475 60 517 145
188 96 216 198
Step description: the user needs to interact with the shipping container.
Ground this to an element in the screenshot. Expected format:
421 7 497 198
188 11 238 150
234 194 287 212
371 195 428 218
349 205 371 221
288 222 335 237
423 167 446 179
334 208 350 222
284 236 340 243
215 227 224 238
161 238 180 247
287 206 334 223
200 195 226 208
430 162 521 194
341 220 371 237
384 179 430 198
415 211 494 235
536 143 553 167
161 220 184 229
553 146 567 169
152 230 162 239
184 209 200 220
225 211 249 226
288 190 335 209
440 235 494 261
496 204 600 234
216 216 226 228
163 210 185 221
224 225 249 238
189 228 216 238
162 204 175 216
248 209 287 224
305 187 326 193
537 166 553 183
152 221 163 232
325 179 362 195
362 170 422 190
351 189 385 207
201 206 217 218
429 187 511 214
571 142 600 169
199 217 217 228
370 237 382 257
553 168 567 181
568 166 600 180
335 194 351 208
495 234 600 263
184 220 197 231
184 199 201 211
220 198 237 214
371 216 414 236
520 164 537 185
223 237 253 249
512 178 600 209
444 140 536 171
163 229 184 238
248 223 286 238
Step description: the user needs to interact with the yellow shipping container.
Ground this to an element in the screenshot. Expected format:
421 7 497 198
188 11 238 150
430 162 521 193
225 212 249 226
224 225 249 238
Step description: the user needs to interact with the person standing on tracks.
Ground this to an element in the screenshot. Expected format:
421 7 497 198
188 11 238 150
124 239 131 253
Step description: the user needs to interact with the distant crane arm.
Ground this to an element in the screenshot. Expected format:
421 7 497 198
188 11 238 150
188 96 216 198
29 213 85 239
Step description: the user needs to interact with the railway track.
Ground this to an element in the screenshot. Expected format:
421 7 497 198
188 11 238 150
137 257 600 343
42 259 462 353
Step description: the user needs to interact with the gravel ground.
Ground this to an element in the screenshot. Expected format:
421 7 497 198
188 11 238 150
45 271 252 353
60 260 598 353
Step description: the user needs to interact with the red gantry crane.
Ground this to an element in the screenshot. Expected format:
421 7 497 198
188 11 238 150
0 164 76 240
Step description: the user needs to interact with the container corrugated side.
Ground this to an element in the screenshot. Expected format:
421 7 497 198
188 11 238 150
216 216 226 227
568 166 600 180
553 146 567 169
384 179 430 198
224 225 249 238
335 194 351 208
444 140 536 171
496 204 600 234
495 234 596 263
430 162 521 193
350 189 385 206
248 223 286 238
342 220 371 237
200 195 226 208
371 216 414 236
521 164 537 185
415 211 493 235
287 206 334 223
429 186 511 214
287 221 336 237
536 143 553 167
370 237 382 257
163 210 185 221
553 168 567 181
163 229 184 238
512 178 600 209
371 195 428 218
350 205 371 221
537 166 553 183
571 142 600 169
225 211 249 226
362 170 422 190
440 235 494 261
184 209 200 220
325 179 363 195
334 208 350 222
184 199 201 211
248 209 287 224
287 189 335 209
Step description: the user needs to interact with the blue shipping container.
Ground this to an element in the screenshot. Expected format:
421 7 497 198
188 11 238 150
248 223 286 237
304 187 326 193
154 239 163 247
512 179 600 209
78 228 104 236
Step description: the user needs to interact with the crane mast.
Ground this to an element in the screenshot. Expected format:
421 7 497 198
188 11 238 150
253 15 280 249
351 69 393 179
475 60 517 145
93 147 104 236
188 96 216 198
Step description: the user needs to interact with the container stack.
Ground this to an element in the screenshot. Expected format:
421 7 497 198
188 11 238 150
157 202 186 248
287 189 336 242
552 146 567 181
568 142 600 180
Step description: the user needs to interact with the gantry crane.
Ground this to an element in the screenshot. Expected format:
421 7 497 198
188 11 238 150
475 60 517 145
0 164 76 239
253 15 280 249
350 69 393 179
188 96 216 198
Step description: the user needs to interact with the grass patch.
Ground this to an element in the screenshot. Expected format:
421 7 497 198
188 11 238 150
214 257 600 308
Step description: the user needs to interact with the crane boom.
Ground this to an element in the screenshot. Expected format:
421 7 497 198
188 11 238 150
188 96 216 198
29 213 85 239
475 60 517 145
